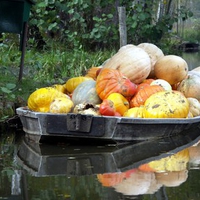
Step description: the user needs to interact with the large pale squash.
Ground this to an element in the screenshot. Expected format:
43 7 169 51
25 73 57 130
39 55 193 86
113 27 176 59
154 55 188 85
103 45 151 84
138 43 164 78
143 90 189 118
72 80 101 106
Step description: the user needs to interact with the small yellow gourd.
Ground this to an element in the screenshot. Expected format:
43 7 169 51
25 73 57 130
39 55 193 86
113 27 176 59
123 107 144 118
64 76 93 93
50 97 74 113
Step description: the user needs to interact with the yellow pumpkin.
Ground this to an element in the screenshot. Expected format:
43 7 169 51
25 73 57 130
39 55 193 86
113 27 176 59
50 97 74 113
27 87 67 112
143 90 189 118
64 76 93 93
52 84 67 94
123 107 144 118
106 93 129 116
154 55 188 85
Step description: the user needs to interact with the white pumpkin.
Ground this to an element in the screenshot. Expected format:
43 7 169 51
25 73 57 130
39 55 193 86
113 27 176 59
150 79 172 91
138 43 164 78
103 45 151 84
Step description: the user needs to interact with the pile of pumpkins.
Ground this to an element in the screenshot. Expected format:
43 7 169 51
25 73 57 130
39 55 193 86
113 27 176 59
27 43 200 118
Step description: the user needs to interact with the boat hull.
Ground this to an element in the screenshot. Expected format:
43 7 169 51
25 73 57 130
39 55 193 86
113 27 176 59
16 107 200 143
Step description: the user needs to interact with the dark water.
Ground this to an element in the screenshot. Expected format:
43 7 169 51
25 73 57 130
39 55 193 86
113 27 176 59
182 51 200 70
1 52 200 200
1 124 200 200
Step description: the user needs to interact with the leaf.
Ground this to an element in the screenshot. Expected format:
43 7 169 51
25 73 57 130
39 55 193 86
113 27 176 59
6 83 16 90
38 2 47 8
1 87 11 94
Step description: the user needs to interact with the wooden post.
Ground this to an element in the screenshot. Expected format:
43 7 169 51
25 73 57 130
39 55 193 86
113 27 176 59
18 22 28 81
118 6 127 47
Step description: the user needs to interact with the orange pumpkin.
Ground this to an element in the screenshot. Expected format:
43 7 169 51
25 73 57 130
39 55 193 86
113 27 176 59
130 85 164 108
96 68 137 100
136 83 150 93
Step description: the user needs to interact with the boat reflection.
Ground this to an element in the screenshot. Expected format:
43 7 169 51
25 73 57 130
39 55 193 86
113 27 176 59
16 126 200 198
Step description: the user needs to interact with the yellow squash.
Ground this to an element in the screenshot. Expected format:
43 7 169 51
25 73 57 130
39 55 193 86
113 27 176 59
143 90 189 118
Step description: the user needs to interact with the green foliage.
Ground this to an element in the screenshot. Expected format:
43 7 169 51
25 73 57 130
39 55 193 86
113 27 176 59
183 18 200 42
28 0 193 49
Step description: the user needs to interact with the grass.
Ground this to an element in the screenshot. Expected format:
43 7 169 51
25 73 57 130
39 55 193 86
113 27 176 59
0 38 115 122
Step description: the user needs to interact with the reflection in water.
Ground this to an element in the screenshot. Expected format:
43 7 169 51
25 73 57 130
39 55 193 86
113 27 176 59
1 126 200 199
98 148 190 196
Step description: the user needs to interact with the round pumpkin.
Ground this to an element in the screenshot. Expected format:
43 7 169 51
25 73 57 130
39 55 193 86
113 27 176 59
96 68 137 100
154 55 188 85
27 87 67 112
64 76 93 93
177 72 200 101
72 80 102 106
143 90 189 118
138 43 164 78
103 45 151 84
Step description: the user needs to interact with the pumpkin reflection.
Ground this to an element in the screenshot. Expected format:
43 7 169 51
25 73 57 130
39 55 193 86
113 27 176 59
139 149 189 172
188 140 200 167
155 170 188 187
97 148 190 196
113 169 162 195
